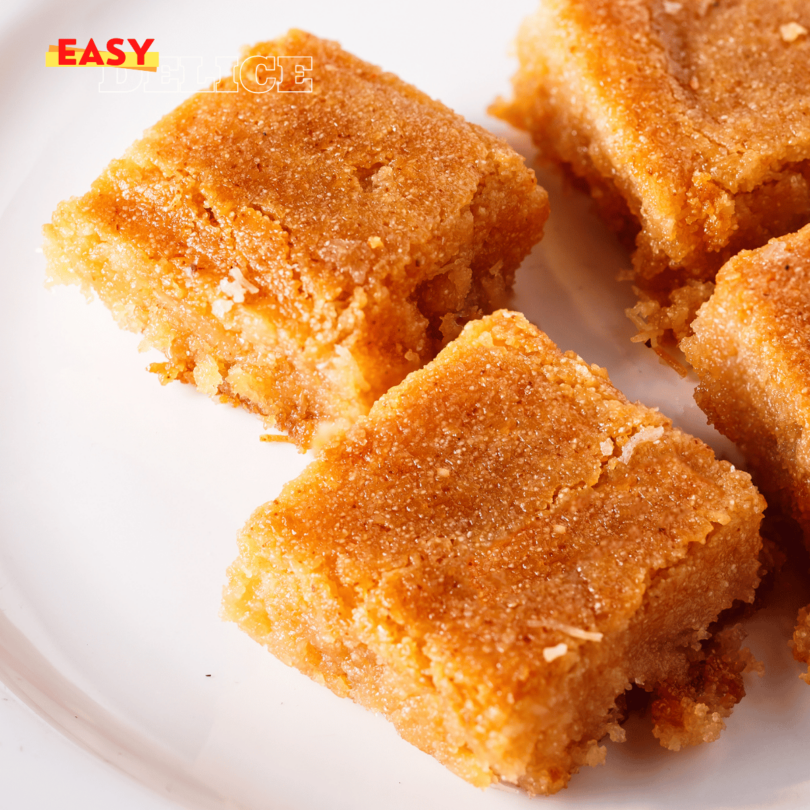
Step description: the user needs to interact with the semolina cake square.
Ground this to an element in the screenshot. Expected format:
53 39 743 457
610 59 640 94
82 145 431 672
681 225 810 677
224 310 765 794
43 31 548 449
682 225 810 544
493 0 810 342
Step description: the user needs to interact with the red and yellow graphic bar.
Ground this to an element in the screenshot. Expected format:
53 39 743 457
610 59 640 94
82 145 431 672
46 41 158 72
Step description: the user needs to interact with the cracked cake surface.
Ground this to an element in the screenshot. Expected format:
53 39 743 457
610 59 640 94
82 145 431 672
43 30 548 448
224 310 765 794
494 0 810 343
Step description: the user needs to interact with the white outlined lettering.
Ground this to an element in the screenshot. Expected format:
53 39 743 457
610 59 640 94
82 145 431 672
278 56 313 93
194 55 239 94
97 55 314 93
98 66 144 93
144 56 184 93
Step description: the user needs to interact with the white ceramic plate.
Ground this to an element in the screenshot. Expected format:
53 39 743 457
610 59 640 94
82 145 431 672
3 0 810 807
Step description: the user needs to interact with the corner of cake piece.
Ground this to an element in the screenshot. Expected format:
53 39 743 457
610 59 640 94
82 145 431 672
683 224 810 684
224 310 765 793
43 30 548 448
493 0 810 344
682 224 810 540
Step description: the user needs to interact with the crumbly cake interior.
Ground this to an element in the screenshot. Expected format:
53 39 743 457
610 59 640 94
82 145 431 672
649 623 762 751
44 30 548 448
494 0 810 342
224 310 764 794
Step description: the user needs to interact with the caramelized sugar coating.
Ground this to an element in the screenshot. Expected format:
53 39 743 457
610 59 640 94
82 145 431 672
683 225 810 540
224 310 764 794
494 0 810 342
682 225 810 678
44 31 548 449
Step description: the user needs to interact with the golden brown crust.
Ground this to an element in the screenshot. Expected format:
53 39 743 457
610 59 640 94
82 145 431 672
224 310 764 793
44 30 548 448
683 226 810 684
682 224 810 535
494 0 810 338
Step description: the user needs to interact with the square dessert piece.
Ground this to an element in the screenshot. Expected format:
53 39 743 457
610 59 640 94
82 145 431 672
494 0 810 341
681 225 810 676
682 225 810 541
44 31 548 449
224 310 765 793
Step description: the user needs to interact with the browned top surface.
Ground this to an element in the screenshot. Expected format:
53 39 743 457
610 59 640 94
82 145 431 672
247 311 762 685
108 30 542 303
715 223 810 382
516 0 810 194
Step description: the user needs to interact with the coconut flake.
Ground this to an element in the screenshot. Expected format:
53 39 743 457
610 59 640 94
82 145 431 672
211 297 234 319
780 22 808 42
618 426 665 465
218 267 259 304
543 643 568 662
557 624 604 642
